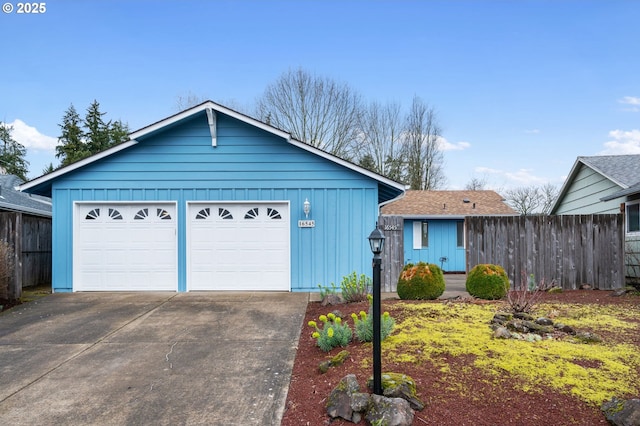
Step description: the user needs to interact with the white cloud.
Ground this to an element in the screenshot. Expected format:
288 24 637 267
474 166 548 186
438 137 470 151
599 129 640 155
618 96 640 112
7 119 57 152
619 96 640 106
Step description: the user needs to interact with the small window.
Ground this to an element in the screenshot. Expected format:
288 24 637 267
456 221 464 247
627 202 640 233
85 208 100 220
108 208 123 220
218 208 233 220
196 208 211 219
244 208 259 219
267 208 281 219
134 208 149 220
421 222 428 248
157 209 171 220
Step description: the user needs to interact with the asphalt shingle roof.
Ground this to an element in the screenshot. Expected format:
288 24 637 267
0 174 51 216
381 190 518 216
579 155 640 188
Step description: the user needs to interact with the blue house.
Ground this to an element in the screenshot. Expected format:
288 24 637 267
19 101 404 292
381 190 517 272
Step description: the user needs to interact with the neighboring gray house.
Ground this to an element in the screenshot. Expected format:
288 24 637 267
551 154 640 281
0 174 52 298
0 174 51 217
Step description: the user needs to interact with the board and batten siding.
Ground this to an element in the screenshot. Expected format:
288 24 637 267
554 164 624 214
403 219 466 272
50 111 379 292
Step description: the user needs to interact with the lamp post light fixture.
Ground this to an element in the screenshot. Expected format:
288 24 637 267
367 225 385 395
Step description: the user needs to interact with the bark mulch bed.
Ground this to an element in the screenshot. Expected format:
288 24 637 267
282 290 640 426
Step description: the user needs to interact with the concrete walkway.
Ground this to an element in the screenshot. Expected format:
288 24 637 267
0 292 308 425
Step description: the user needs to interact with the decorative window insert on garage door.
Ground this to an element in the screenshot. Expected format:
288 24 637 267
187 201 290 291
73 202 178 291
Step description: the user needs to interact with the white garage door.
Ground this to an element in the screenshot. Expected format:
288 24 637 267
74 203 177 291
188 202 290 291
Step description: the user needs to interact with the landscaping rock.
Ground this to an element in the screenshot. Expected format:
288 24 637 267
611 289 628 297
601 396 640 426
365 394 414 426
326 374 361 422
367 372 425 411
493 326 512 339
321 294 343 306
513 312 535 321
535 317 553 326
319 350 350 373
574 331 602 343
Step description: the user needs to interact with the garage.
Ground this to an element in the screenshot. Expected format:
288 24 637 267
187 202 290 291
74 203 178 291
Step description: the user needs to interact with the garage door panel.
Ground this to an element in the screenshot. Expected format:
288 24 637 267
74 203 177 291
188 202 290 291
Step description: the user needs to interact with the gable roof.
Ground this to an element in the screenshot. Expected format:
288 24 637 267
18 101 405 203
0 174 51 217
381 190 517 218
552 154 640 210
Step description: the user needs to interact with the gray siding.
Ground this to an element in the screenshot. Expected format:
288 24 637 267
555 165 623 214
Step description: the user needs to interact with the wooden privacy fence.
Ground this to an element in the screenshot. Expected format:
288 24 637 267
466 214 624 290
0 212 52 300
378 215 404 291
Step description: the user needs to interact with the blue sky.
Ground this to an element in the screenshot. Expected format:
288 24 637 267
2 0 639 189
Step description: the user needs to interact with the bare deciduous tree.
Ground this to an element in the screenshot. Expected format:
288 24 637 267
504 185 542 215
175 91 208 111
256 68 363 159
404 96 446 190
540 183 560 214
357 101 404 181
464 176 488 191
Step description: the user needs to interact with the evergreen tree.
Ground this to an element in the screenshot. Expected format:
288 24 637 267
56 104 88 167
84 100 111 154
55 102 129 168
109 119 129 146
0 122 29 181
42 163 55 175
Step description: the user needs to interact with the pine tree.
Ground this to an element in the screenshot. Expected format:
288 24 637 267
0 123 29 181
84 100 111 154
56 104 88 167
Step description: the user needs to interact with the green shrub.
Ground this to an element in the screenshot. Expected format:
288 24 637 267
317 282 338 299
350 295 395 342
308 312 352 352
466 264 510 300
397 262 445 300
340 271 371 303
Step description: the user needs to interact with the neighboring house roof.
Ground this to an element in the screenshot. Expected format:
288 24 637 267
0 174 51 217
18 101 405 204
551 155 640 212
381 190 518 218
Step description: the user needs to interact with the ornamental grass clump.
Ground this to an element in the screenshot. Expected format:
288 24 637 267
397 262 445 300
350 294 396 342
466 263 510 300
340 271 371 303
308 312 352 352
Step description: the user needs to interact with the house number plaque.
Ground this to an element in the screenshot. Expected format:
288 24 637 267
298 220 316 228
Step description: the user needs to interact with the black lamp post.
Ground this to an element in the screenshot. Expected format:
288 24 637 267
367 226 385 395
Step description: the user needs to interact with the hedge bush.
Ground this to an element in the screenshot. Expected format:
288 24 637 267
466 264 510 300
397 262 445 300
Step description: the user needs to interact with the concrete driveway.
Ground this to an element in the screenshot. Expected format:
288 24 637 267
0 292 308 425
